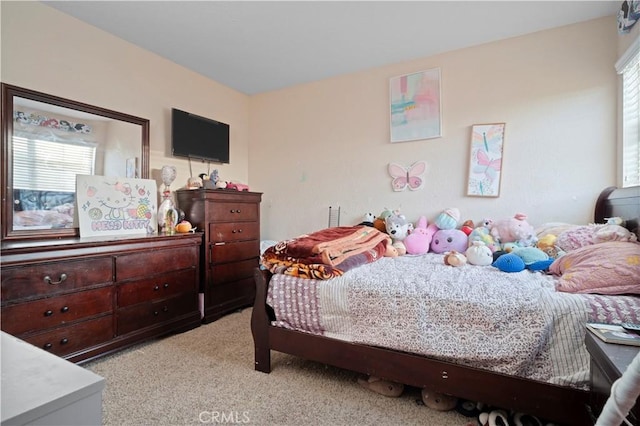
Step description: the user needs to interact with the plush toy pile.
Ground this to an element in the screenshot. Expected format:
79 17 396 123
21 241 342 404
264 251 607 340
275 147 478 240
360 208 556 273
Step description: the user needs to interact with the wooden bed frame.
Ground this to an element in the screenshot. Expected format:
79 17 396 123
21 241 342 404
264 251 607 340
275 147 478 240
251 186 640 426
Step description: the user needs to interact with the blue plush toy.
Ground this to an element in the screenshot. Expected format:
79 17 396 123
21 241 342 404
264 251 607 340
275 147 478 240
492 253 525 272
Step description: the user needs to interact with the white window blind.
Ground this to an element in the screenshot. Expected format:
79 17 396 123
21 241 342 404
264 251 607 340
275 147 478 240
13 136 96 192
616 37 640 188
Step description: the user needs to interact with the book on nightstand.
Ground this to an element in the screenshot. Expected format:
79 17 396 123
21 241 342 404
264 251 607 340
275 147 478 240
586 323 640 347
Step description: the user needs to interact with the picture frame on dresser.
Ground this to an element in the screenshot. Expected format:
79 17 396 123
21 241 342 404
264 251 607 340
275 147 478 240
176 188 262 323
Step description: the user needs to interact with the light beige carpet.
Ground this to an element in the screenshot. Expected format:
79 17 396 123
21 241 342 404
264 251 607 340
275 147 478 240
85 308 475 426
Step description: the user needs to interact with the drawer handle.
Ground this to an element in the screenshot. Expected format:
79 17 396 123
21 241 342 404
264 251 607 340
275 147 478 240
60 338 69 345
43 343 53 350
163 283 169 289
44 273 67 285
232 229 243 234
163 306 169 312
61 306 69 313
154 285 160 291
44 310 53 317
230 209 241 214
154 311 159 316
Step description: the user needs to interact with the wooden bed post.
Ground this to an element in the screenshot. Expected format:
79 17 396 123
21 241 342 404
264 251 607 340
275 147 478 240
251 268 272 373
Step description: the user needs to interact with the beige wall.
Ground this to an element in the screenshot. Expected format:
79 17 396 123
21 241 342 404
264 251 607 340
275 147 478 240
1 1 250 198
250 17 619 241
1 3 622 242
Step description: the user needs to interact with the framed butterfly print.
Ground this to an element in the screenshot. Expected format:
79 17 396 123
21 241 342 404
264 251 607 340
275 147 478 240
466 123 505 197
390 68 442 142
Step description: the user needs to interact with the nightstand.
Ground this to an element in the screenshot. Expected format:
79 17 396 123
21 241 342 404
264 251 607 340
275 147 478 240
585 329 639 424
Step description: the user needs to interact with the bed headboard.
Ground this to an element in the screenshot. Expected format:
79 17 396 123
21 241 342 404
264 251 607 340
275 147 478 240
594 186 640 238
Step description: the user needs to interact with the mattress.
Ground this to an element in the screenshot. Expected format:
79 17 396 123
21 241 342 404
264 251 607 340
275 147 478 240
266 253 640 389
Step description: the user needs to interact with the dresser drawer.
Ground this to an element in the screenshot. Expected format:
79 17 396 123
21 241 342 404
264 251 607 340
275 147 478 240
210 240 259 264
116 245 198 280
207 277 255 308
210 258 257 284
206 201 259 222
209 222 259 243
1 257 113 302
23 315 114 357
118 269 197 307
1 287 114 336
117 292 197 335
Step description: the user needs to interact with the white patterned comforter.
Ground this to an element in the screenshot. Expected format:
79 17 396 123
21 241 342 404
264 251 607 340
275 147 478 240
267 253 640 389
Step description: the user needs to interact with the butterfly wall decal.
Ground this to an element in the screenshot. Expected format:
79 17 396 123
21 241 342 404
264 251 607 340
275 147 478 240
388 160 427 192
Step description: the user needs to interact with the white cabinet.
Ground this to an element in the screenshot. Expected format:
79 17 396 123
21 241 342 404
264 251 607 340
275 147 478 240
1 332 105 425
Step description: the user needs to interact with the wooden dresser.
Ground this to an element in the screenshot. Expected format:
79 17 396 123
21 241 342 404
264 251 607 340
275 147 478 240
0 233 202 363
176 189 262 323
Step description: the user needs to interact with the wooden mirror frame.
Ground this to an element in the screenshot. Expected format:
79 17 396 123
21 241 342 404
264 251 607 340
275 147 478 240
1 83 150 241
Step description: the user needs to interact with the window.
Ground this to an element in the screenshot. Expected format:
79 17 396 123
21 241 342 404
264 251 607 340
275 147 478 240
13 136 96 193
616 36 640 188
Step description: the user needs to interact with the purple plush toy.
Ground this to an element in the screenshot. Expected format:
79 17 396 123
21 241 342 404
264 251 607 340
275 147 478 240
430 229 469 254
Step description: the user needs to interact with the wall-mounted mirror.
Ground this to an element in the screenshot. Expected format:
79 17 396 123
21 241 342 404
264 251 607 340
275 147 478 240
1 83 150 241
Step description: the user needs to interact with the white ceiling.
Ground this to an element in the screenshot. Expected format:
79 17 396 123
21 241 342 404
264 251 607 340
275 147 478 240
43 1 621 95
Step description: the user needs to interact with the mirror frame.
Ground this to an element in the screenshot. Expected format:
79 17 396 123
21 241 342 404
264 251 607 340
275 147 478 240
1 83 150 241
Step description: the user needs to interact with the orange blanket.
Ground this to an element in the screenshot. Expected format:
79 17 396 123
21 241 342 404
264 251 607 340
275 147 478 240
262 226 390 279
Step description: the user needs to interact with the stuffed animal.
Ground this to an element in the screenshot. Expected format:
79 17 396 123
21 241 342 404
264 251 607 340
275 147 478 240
434 208 460 230
421 389 458 411
537 234 564 259
512 246 549 266
512 246 555 271
430 229 468 254
465 241 493 266
374 209 392 233
444 250 467 266
358 213 375 227
358 375 404 397
385 210 410 255
489 213 537 247
384 241 400 258
468 225 499 253
460 219 475 235
404 216 438 255
492 253 525 273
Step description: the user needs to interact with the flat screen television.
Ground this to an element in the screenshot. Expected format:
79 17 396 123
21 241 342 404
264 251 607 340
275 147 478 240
171 108 230 164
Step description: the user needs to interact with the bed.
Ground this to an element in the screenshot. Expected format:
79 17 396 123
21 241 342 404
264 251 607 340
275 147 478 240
251 186 640 425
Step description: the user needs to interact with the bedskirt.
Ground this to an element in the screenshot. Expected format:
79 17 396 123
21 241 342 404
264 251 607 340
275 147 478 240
266 253 640 389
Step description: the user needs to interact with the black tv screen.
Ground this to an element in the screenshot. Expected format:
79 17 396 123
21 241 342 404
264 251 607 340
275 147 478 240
171 108 230 163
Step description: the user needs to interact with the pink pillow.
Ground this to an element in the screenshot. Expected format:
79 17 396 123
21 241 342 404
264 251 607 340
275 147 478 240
551 241 640 295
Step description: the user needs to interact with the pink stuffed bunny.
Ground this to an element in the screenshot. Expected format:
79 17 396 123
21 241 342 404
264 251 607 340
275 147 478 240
404 216 438 255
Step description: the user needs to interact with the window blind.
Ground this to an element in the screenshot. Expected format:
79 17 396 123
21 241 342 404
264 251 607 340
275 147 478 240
13 136 96 192
616 37 640 188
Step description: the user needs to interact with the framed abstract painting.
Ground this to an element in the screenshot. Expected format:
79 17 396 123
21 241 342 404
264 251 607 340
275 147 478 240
466 123 505 197
390 68 442 142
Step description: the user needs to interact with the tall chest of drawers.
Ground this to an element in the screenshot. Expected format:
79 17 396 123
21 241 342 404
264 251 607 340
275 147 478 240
176 189 262 323
1 233 202 363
